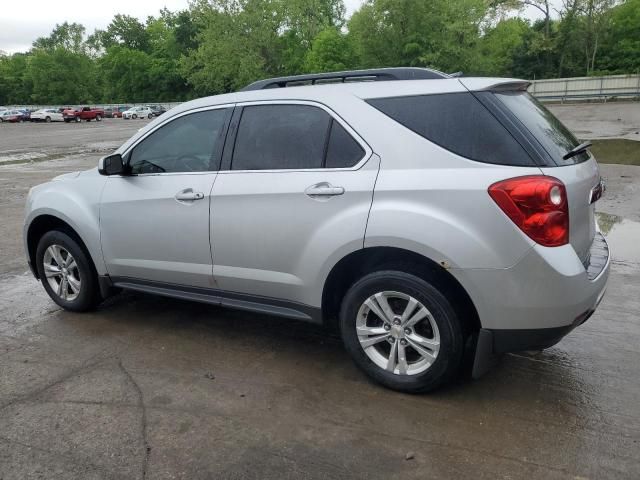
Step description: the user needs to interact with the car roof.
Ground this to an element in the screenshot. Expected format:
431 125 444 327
165 77 528 118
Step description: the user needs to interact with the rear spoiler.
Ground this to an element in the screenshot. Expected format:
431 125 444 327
459 78 531 92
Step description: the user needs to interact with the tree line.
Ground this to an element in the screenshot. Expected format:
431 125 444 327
0 0 638 105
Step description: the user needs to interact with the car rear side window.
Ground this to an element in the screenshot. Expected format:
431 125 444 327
232 104 330 170
325 120 365 168
493 92 589 165
367 93 534 166
129 109 228 174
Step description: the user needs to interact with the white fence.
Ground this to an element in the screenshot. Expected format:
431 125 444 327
529 74 640 102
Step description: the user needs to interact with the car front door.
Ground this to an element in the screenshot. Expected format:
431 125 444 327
210 102 378 306
100 106 232 288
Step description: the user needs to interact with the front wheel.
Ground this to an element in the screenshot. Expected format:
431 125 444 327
340 271 464 393
95 114 102 122
132 114 137 119
35 231 101 312
75 116 81 123
45 116 51 123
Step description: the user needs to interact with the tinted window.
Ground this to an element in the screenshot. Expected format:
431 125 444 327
130 109 228 174
325 121 365 168
367 93 533 166
232 105 330 170
494 92 589 165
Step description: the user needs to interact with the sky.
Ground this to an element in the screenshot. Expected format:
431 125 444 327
0 0 550 55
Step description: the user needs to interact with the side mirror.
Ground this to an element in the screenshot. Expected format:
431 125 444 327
98 153 126 176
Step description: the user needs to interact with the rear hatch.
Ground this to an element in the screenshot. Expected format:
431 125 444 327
478 88 600 262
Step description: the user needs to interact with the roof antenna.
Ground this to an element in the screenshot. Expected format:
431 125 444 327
449 72 463 78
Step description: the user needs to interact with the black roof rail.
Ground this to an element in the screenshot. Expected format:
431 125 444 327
240 67 451 91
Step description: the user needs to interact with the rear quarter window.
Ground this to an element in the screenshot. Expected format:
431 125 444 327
367 92 535 166
493 92 589 165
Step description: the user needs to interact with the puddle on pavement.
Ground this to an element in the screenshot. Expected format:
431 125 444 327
596 212 640 266
589 139 640 165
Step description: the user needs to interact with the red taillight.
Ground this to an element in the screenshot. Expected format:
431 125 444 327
488 175 569 247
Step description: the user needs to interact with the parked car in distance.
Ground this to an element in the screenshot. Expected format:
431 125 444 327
63 106 104 123
0 109 27 122
147 105 167 117
105 106 131 118
18 109 31 121
122 106 154 120
23 68 610 393
30 108 64 122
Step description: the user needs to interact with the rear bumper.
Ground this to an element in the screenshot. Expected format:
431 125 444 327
464 232 610 378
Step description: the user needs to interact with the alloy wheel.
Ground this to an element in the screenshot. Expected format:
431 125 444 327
43 244 82 301
356 291 440 375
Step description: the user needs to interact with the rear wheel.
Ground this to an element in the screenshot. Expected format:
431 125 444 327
95 114 102 122
45 116 51 123
148 113 153 119
340 271 464 393
75 116 81 123
35 231 101 312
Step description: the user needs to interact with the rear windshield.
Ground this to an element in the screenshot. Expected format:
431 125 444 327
366 92 535 166
493 92 589 165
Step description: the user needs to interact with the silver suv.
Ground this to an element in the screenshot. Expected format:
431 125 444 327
23 68 609 392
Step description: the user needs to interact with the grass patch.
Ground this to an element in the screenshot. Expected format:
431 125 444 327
588 139 640 165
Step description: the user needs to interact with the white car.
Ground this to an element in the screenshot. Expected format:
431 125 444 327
122 107 154 120
31 108 64 123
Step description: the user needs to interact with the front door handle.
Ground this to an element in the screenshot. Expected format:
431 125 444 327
175 188 205 202
305 182 345 198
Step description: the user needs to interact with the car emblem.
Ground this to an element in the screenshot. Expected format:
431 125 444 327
589 177 605 205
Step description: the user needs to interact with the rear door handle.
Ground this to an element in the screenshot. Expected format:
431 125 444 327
305 182 345 198
175 188 205 202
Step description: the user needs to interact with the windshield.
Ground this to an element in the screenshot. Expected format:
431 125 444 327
494 92 590 165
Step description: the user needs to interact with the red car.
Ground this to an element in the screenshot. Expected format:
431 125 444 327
63 107 105 123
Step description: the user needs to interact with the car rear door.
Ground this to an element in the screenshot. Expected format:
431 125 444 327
209 101 378 306
100 106 232 288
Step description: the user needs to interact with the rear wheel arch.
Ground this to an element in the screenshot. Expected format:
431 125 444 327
27 215 97 281
321 247 480 337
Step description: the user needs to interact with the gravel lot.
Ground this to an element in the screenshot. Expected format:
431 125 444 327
1 111 639 479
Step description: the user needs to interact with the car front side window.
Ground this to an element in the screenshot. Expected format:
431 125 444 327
129 109 229 174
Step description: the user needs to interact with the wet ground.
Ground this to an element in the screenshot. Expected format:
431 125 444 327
1 115 640 479
547 102 640 142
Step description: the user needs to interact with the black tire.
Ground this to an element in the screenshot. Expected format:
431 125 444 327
75 116 81 123
339 270 464 393
95 114 102 122
45 116 51 123
148 113 153 119
132 114 137 119
35 230 101 312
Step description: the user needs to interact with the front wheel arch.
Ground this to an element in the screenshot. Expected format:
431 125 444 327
27 215 97 282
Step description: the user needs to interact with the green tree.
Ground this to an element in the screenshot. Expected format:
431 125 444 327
28 49 97 104
348 0 490 73
98 46 155 102
90 14 150 52
33 22 87 54
0 54 32 104
474 18 530 76
597 0 640 73
303 27 355 72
